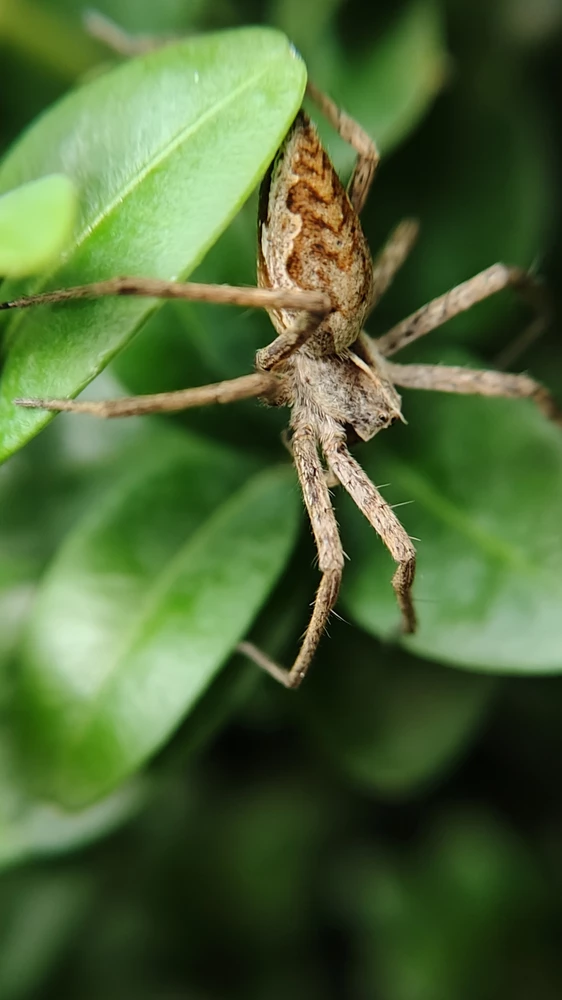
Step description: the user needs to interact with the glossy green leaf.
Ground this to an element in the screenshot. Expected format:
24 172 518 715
0 175 77 278
341 350 562 673
301 630 495 795
0 27 306 462
19 456 300 806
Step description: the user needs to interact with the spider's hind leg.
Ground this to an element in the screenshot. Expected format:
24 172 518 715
323 433 417 634
240 422 344 688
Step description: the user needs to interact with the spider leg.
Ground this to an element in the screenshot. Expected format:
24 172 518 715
305 81 380 214
386 362 562 426
4 280 329 415
239 423 344 689
0 278 328 316
14 372 278 418
256 308 327 371
369 219 419 312
376 264 548 358
322 433 417 633
84 10 167 55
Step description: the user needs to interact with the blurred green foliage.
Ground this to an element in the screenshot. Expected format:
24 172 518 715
1 0 562 997
0 175 77 278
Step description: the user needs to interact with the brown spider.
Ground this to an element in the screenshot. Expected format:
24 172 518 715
2 81 560 688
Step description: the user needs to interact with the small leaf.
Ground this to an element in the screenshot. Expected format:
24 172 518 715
18 456 300 806
0 27 306 463
341 350 562 673
301 630 495 795
0 175 77 278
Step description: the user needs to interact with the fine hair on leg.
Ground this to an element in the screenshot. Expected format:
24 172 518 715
386 362 562 426
240 421 344 688
6 284 329 416
376 263 548 358
322 431 417 633
14 372 279 418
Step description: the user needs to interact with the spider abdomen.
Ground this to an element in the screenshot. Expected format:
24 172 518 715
258 111 373 356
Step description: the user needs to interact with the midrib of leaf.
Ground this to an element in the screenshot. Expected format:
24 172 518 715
385 456 551 575
60 465 294 754
3 55 293 344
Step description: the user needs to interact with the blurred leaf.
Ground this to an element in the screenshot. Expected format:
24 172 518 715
341 349 562 673
269 0 343 56
0 372 157 674
0 0 102 80
0 869 92 1000
386 88 555 344
301 629 496 795
303 0 447 175
19 457 300 806
336 0 447 156
0 723 143 872
0 175 77 278
339 811 545 1000
199 779 332 950
81 0 207 35
0 27 306 462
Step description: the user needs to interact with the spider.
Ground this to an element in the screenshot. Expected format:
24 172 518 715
1 81 560 688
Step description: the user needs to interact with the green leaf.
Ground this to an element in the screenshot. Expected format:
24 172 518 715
0 371 162 679
18 455 300 806
341 350 562 674
0 175 77 278
0 723 143 872
336 0 446 156
301 631 495 795
305 0 447 175
388 90 555 344
0 27 306 463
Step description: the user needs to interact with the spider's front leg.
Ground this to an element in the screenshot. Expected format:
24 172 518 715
3 282 329 417
240 421 344 689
